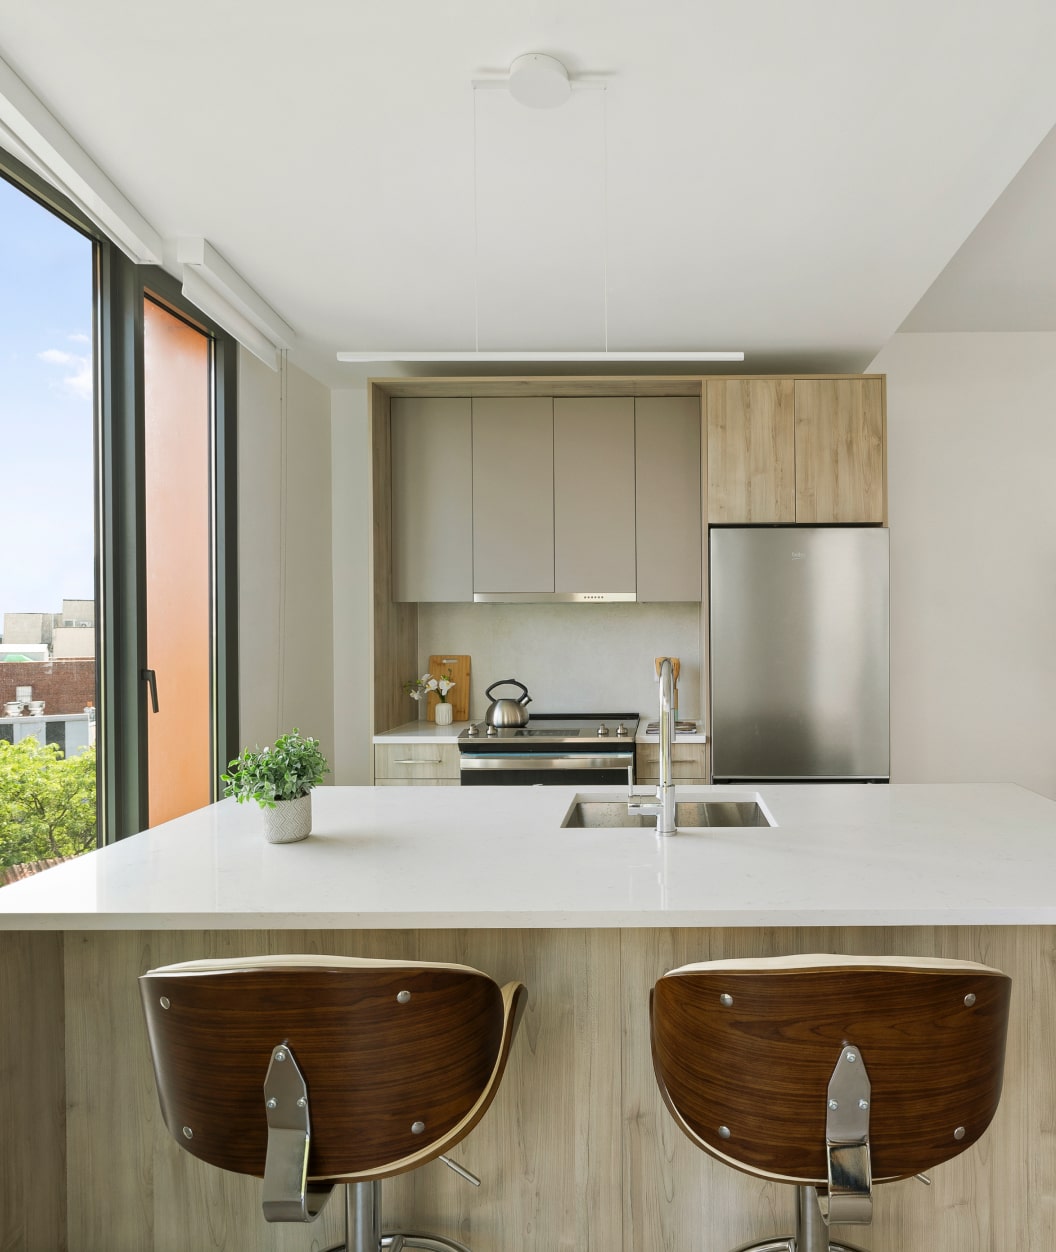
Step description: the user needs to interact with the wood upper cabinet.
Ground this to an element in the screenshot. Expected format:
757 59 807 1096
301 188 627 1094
553 398 636 594
707 377 885 524
706 379 795 523
636 397 702 601
390 397 473 602
795 378 885 523
472 397 555 594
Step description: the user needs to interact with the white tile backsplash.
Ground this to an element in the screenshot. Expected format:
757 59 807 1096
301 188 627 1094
417 601 702 719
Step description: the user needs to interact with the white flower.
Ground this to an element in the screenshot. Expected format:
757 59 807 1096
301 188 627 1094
405 671 456 703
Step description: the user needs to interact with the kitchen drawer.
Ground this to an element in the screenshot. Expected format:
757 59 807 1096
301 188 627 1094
374 743 461 781
373 778 460 786
635 743 709 783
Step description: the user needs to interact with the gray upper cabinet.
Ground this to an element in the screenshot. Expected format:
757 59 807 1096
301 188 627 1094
393 391 703 604
472 397 555 594
554 398 636 594
635 397 702 602
390 397 473 602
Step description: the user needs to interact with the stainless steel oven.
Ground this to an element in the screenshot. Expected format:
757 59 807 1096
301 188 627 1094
458 714 639 786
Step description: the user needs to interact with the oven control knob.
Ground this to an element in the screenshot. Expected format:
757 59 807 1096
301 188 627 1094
616 722 629 737
596 723 610 736
466 723 480 737
486 723 498 736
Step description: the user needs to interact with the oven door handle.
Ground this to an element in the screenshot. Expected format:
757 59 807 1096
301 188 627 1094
459 753 634 771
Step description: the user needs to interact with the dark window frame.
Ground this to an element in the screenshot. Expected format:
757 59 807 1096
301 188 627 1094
1 148 239 843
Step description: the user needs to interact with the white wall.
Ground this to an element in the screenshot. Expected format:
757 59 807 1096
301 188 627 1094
869 332 1056 799
330 385 373 783
417 601 701 721
237 352 335 771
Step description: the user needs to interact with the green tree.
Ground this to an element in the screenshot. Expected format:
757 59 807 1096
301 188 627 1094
0 738 97 868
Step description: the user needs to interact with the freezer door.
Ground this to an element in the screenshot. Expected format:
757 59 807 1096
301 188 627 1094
710 527 889 781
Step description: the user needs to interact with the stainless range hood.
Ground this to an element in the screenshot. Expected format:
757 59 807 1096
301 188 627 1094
473 591 637 603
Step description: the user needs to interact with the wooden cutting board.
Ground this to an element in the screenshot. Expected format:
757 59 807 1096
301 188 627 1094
427 654 470 721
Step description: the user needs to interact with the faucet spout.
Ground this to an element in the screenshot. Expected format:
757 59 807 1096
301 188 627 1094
628 657 678 835
655 657 677 835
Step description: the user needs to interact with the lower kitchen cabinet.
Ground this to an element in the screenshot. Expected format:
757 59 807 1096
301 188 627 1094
635 742 709 784
374 778 460 786
374 743 461 784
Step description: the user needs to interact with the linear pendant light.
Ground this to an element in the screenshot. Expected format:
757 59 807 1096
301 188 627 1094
338 350 744 362
337 53 743 367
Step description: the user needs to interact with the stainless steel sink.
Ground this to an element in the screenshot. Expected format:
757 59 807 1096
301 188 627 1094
562 797 773 829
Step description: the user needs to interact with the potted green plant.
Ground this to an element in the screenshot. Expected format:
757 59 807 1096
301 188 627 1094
220 728 330 843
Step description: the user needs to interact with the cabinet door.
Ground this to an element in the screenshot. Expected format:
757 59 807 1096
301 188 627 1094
635 397 702 601
554 398 636 594
374 743 461 781
635 742 709 783
472 398 554 593
706 379 795 523
391 398 473 601
795 378 885 523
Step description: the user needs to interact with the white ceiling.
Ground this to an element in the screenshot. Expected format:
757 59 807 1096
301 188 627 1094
2 1 1055 386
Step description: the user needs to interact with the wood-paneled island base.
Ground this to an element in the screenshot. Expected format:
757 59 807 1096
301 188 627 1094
3 784 1056 1251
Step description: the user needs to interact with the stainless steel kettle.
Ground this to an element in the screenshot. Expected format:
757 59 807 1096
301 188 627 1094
483 678 533 727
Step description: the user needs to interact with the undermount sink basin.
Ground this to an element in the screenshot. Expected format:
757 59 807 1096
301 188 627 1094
561 794 774 830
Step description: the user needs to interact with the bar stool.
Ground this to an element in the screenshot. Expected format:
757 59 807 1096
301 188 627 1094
140 954 525 1252
650 953 1011 1252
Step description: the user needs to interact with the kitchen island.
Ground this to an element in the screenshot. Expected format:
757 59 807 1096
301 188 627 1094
2 782 1055 1251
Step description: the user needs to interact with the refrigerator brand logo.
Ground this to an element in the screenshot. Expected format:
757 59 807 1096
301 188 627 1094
791 551 806 560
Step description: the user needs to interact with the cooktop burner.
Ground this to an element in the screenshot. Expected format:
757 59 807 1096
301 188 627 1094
459 713 640 746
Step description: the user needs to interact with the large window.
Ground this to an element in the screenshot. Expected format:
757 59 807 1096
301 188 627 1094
0 150 238 873
0 171 96 878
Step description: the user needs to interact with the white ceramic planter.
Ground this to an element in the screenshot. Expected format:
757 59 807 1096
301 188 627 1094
434 701 454 725
262 793 312 844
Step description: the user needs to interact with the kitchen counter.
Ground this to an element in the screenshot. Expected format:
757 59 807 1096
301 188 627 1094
2 782 1054 930
373 718 471 744
373 717 707 744
4 780 1056 1251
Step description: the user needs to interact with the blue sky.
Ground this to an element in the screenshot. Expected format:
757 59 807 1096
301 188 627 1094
0 172 94 631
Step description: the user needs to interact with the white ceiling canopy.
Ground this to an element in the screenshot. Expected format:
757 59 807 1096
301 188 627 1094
1 1 1054 386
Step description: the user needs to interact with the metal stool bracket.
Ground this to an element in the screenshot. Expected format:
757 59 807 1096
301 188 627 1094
819 1043 873 1227
262 1042 333 1223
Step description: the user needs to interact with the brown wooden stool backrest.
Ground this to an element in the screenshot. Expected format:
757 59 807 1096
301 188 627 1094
651 955 1011 1184
140 956 524 1182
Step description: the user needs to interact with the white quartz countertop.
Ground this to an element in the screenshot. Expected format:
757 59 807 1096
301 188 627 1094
1 783 1055 931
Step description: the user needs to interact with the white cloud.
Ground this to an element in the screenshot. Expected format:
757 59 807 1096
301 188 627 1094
38 346 93 400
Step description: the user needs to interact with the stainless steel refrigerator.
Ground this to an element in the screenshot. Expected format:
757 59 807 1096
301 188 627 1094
709 527 889 782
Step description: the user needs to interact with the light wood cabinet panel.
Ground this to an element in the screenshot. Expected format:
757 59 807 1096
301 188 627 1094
10 924 1054 1249
706 379 795 523
374 742 461 781
553 398 636 594
373 778 461 787
795 378 885 523
391 398 473 602
635 397 702 601
635 742 709 783
472 398 554 593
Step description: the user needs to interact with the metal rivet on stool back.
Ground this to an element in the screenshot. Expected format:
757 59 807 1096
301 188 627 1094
650 954 1011 1252
139 955 526 1252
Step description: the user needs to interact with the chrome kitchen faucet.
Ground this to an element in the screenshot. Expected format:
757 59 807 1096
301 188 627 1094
628 657 677 835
